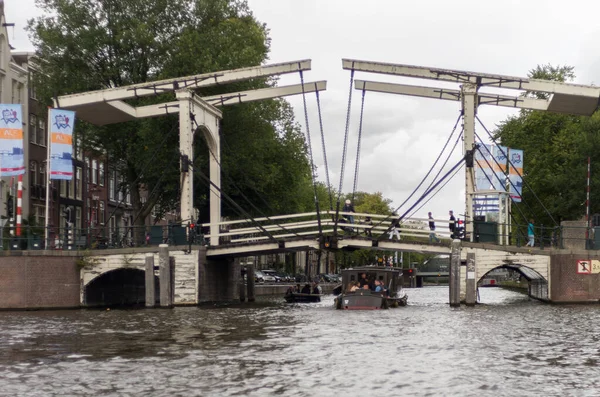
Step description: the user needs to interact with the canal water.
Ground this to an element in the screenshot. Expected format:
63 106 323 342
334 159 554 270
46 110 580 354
1 287 599 396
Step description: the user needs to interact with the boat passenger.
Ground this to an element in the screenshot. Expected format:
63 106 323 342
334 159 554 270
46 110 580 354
301 284 311 294
312 282 322 295
295 284 301 293
348 281 360 292
285 286 295 296
358 273 369 288
374 280 383 293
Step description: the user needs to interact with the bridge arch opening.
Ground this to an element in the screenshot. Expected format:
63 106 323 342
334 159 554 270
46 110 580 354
477 264 548 302
85 268 158 308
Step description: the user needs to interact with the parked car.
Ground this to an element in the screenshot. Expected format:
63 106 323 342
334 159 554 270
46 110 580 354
254 270 265 283
262 270 280 282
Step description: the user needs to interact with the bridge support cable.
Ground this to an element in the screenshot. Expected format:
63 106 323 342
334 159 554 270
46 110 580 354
376 158 467 241
474 138 531 227
407 162 465 219
421 117 464 196
299 69 323 238
190 118 303 239
333 67 356 237
370 112 463 232
351 88 367 202
189 164 280 244
314 87 334 211
476 115 558 227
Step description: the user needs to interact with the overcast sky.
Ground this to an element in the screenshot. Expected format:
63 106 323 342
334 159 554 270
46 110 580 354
8 0 600 222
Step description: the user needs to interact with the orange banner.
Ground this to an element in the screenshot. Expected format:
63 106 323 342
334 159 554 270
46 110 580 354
51 132 73 145
0 128 23 139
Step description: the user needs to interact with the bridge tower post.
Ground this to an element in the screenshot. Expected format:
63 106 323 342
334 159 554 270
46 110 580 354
145 253 156 308
449 239 462 307
461 83 478 242
465 252 476 306
176 90 222 247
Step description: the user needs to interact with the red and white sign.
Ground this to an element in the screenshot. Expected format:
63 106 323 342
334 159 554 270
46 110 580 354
577 260 592 274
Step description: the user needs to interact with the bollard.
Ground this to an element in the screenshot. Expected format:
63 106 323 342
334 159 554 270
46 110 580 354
247 265 255 302
465 252 476 306
449 239 461 307
145 253 156 308
159 244 172 308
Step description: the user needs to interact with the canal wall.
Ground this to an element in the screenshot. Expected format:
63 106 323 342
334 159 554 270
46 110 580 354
0 254 80 310
550 252 600 303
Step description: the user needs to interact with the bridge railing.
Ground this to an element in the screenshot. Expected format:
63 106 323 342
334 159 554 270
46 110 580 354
201 211 456 245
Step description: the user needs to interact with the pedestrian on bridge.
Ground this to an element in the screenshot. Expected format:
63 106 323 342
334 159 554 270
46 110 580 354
428 212 440 243
526 219 535 247
449 210 456 238
388 217 400 240
343 199 355 225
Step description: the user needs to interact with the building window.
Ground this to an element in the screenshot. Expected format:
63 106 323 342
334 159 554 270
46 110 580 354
29 114 36 143
99 162 104 186
11 80 18 103
99 201 105 225
60 180 66 197
68 173 75 199
109 170 115 201
37 118 46 146
91 159 98 184
76 167 82 200
85 157 90 184
29 71 37 100
75 207 82 229
118 176 124 202
40 163 46 186
30 161 37 186
87 198 91 225
35 205 45 228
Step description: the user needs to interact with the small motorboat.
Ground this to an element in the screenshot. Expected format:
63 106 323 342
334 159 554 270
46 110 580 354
284 292 322 303
334 266 408 310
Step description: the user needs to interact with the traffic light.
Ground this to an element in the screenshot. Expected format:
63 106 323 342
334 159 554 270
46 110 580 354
63 206 73 223
181 154 190 172
465 149 474 167
6 196 13 218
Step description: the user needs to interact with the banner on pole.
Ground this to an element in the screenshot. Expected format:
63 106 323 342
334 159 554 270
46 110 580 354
474 144 523 203
0 104 25 176
48 108 75 180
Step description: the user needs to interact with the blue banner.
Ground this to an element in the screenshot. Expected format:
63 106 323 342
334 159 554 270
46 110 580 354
48 109 76 180
0 104 25 176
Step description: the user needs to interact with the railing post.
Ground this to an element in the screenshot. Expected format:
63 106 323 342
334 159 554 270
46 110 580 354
540 224 544 250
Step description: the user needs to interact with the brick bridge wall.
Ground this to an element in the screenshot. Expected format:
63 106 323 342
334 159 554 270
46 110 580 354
459 246 551 301
550 251 600 303
0 254 79 309
81 248 199 305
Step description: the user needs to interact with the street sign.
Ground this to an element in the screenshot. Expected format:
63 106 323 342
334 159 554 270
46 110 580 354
592 260 600 274
577 260 592 274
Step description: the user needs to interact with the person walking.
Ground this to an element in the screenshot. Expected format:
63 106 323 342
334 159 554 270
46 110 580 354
449 210 456 238
526 219 535 247
428 212 440 243
388 216 400 240
342 199 355 225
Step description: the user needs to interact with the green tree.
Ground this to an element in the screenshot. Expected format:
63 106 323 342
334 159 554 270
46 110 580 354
495 64 600 228
28 0 314 241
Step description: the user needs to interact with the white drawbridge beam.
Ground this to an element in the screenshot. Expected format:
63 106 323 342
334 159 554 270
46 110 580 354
56 59 326 246
344 58 600 116
355 80 550 112
132 81 327 119
345 58 600 242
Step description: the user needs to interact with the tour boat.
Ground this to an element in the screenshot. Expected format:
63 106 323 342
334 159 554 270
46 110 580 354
334 266 408 310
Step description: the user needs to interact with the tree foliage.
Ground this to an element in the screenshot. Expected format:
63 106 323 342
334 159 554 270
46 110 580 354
495 64 600 227
28 0 313 237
